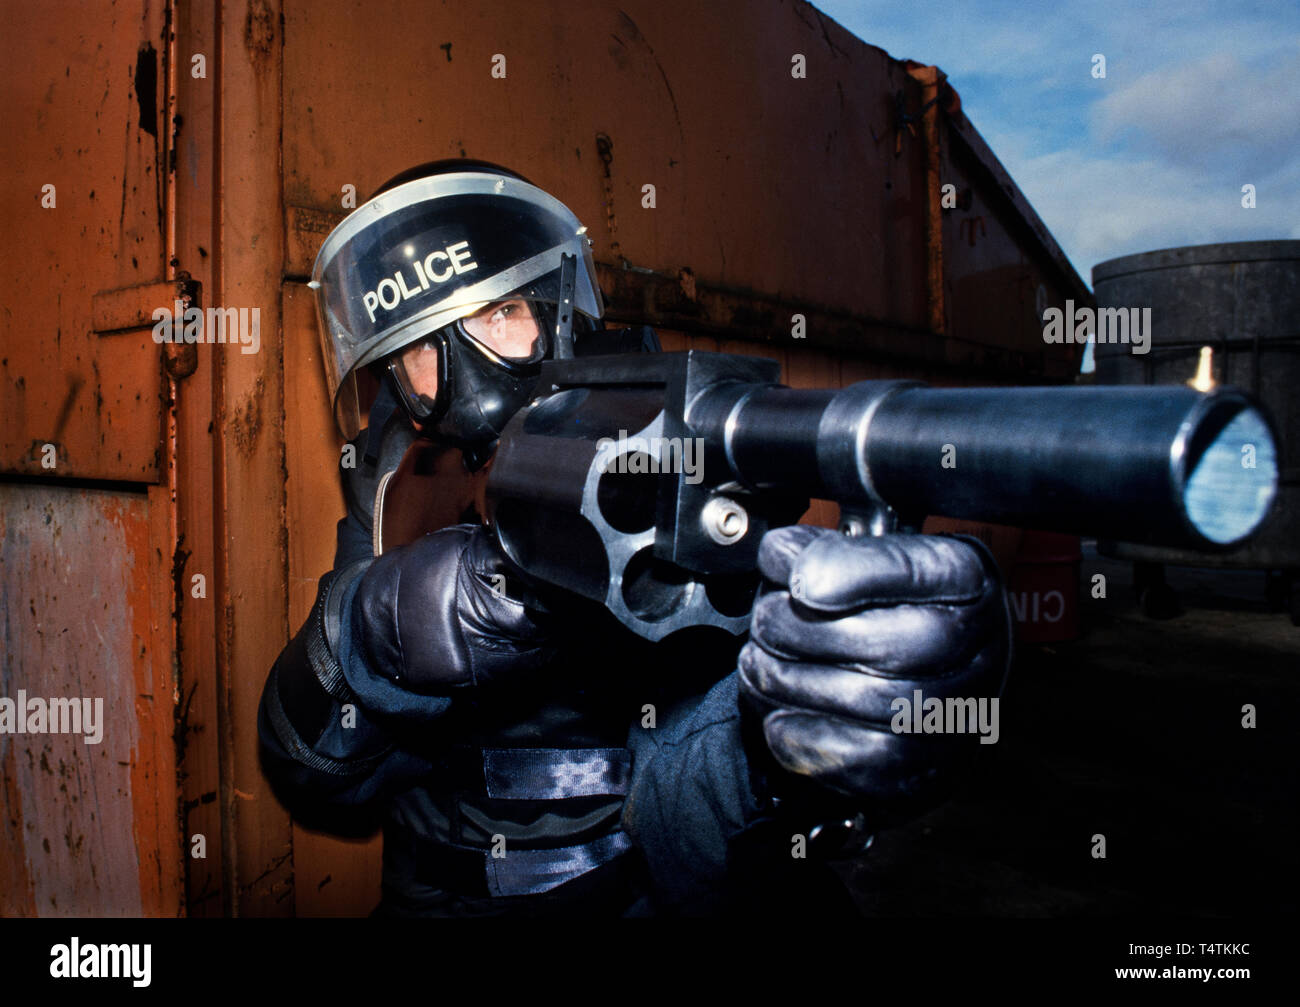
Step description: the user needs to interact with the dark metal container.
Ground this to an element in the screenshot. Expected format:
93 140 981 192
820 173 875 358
1092 241 1300 617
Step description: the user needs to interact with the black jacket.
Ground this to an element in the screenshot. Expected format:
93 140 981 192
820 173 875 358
256 410 839 917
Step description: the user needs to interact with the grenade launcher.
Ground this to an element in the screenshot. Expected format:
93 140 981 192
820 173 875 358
483 350 1280 641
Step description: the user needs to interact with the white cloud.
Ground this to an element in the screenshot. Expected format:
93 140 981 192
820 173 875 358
1092 49 1300 174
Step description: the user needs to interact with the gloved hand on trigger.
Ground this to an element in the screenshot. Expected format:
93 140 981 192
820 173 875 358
353 523 555 694
738 525 1012 823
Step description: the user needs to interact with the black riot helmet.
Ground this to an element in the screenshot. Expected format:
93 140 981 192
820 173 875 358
311 160 604 454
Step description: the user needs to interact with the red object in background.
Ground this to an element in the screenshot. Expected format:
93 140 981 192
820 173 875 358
1008 531 1082 643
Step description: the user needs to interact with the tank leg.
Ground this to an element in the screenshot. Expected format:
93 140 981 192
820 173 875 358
1134 561 1180 620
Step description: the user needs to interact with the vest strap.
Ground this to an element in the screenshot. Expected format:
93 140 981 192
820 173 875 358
393 826 634 898
487 830 633 897
481 746 632 800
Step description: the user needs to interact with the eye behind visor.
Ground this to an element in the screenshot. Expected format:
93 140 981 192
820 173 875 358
456 297 548 369
388 333 446 424
386 297 552 426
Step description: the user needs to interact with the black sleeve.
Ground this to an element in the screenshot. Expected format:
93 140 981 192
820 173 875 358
257 417 437 828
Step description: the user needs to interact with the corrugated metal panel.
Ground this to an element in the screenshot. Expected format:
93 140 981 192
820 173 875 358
214 0 295 917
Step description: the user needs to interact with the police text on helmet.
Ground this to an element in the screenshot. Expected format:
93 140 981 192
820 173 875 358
363 240 478 323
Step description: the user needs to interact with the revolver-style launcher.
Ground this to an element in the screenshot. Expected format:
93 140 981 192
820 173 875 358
485 351 1279 641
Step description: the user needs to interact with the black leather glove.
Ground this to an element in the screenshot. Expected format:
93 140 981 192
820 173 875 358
738 525 1012 825
353 523 555 694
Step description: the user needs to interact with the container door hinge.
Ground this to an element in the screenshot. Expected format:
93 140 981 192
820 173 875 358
91 273 201 380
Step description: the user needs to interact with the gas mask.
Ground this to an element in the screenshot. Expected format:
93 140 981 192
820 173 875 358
383 266 588 469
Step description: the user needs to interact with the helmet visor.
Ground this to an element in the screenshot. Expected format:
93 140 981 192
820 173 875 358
312 172 602 439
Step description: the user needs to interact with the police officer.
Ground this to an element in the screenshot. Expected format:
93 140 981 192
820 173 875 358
257 160 1012 916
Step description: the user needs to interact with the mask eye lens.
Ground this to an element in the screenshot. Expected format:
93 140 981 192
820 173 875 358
461 298 544 362
390 336 441 421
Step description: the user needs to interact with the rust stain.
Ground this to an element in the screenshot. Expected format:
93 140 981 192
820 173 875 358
678 267 697 302
174 680 198 770
240 849 290 894
170 533 190 681
119 487 180 916
50 376 84 444
595 133 624 266
0 743 38 914
244 0 276 64
230 375 267 456
907 64 947 337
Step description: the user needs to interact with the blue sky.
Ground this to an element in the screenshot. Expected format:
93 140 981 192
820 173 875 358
812 0 1300 289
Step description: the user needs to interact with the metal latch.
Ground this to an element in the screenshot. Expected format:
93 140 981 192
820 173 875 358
91 273 201 380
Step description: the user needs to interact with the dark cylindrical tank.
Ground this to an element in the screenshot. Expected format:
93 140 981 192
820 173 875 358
1092 241 1300 583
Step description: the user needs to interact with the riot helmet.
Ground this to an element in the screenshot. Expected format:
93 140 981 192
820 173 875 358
311 160 604 451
